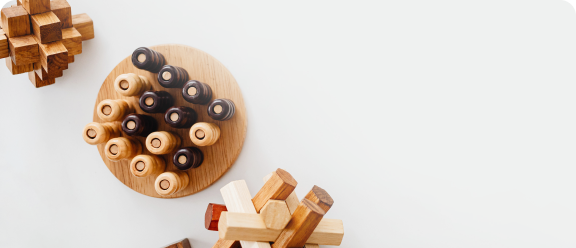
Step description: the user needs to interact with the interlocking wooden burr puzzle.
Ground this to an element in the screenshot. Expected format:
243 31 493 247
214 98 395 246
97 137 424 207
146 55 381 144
0 0 94 87
205 169 345 248
82 44 246 198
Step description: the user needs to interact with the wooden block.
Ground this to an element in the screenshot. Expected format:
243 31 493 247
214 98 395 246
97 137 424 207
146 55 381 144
304 186 334 214
67 55 73 63
72 13 93 41
252 168 297 213
218 212 343 246
0 29 8 59
263 172 299 215
206 203 228 231
8 34 39 65
21 0 50 15
212 239 241 248
220 180 272 248
271 199 325 248
164 238 191 248
31 11 62 44
5 55 32 74
35 37 68 73
260 200 291 230
49 0 71 28
1 6 31 38
61 27 81 55
28 70 54 88
34 62 62 80
304 245 320 248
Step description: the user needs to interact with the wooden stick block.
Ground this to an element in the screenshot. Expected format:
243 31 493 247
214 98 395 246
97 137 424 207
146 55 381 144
1 6 31 38
61 27 81 55
218 212 343 246
260 200 291 230
5 56 33 75
67 55 74 63
35 38 68 73
220 180 272 248
164 238 191 248
212 239 241 248
9 35 39 65
304 186 334 214
206 203 228 231
271 199 325 248
49 0 71 28
72 13 94 41
304 245 319 248
34 61 62 80
31 11 62 44
28 70 54 88
0 30 8 59
21 0 50 15
252 168 297 213
263 173 299 215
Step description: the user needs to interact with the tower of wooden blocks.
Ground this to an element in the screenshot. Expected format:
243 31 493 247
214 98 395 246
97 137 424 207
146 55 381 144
205 169 345 248
0 0 94 88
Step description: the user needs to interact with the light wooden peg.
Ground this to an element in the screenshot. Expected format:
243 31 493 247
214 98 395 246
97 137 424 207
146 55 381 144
189 122 220 146
260 200 291 230
104 137 142 161
114 73 151 97
252 168 297 213
82 122 121 145
155 171 189 196
212 239 240 248
96 99 135 122
146 131 181 155
130 155 165 178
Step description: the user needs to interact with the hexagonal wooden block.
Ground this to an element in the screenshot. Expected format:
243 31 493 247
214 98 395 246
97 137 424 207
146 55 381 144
260 199 291 230
31 11 62 44
9 35 39 65
1 6 31 38
50 0 72 28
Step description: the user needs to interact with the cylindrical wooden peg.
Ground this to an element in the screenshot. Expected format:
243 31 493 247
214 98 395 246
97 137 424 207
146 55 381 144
189 122 220 146
164 106 198 129
139 91 174 113
104 137 142 161
182 80 212 105
130 154 166 178
97 99 135 122
122 114 158 137
173 147 204 170
155 171 190 196
146 131 182 155
157 65 189 88
82 122 121 145
208 99 235 121
114 73 151 97
131 47 166 73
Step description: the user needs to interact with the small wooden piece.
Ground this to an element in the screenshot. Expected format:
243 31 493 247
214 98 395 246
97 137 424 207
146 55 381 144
71 13 94 40
158 65 189 88
154 171 189 196
139 91 174 113
263 173 299 215
260 200 291 230
1 6 31 38
121 114 157 137
67 55 74 63
164 238 191 248
28 70 54 87
130 154 165 178
304 185 334 213
212 239 241 248
131 47 165 73
0 30 9 59
8 35 39 65
33 61 61 79
21 0 50 15
271 199 325 248
252 168 297 213
96 99 134 122
104 137 142 161
30 11 62 44
304 244 320 248
173 147 203 170
49 0 72 28
182 80 213 104
82 122 121 145
145 131 181 155
61 27 82 55
35 38 68 73
5 56 33 74
114 73 151 97
165 106 197 129
208 99 236 121
189 122 220 146
205 203 228 231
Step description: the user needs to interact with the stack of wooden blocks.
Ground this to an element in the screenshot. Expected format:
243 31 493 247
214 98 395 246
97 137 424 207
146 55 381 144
0 0 94 87
205 169 344 248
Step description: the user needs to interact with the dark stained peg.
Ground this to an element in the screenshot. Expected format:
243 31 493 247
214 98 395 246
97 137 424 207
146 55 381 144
208 99 235 121
182 80 213 105
158 65 189 88
139 91 174 113
131 47 166 73
122 114 158 137
164 106 198 129
172 147 204 170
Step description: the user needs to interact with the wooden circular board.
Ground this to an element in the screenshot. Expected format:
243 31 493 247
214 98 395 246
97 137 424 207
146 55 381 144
93 44 247 198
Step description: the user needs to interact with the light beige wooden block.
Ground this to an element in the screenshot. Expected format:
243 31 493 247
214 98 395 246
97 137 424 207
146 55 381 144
304 245 320 248
260 200 291 230
263 172 299 215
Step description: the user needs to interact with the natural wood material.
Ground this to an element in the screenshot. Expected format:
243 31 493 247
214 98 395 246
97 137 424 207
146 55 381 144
0 30 9 59
208 99 236 121
131 47 165 73
271 199 326 248
155 171 189 196
260 200 291 230
139 90 174 113
1 6 31 38
28 70 54 87
82 122 121 145
35 38 68 73
8 35 39 65
67 55 74 63
130 155 165 178
33 61 61 79
165 106 198 129
182 80 213 104
173 147 203 170
49 0 72 28
61 27 81 55
252 168 297 213
189 122 220 146
96 99 134 122
5 56 32 74
212 239 241 248
21 0 50 15
121 114 157 137
71 13 93 41
304 186 334 214
158 65 189 88
104 137 142 161
304 244 320 248
114 73 151 97
164 238 191 248
263 173 299 215
93 44 247 199
30 11 61 44
145 131 181 155
205 203 228 231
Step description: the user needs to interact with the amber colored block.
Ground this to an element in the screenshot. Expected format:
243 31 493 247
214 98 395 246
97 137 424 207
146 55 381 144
212 239 240 248
31 11 62 44
5 56 32 75
252 168 297 213
9 35 40 65
34 62 62 80
21 0 50 15
72 13 94 41
271 199 326 248
61 27 81 55
35 38 68 73
67 55 74 63
163 238 191 248
50 0 72 28
1 6 31 38
0 30 8 59
205 203 228 231
304 185 334 213
28 70 54 88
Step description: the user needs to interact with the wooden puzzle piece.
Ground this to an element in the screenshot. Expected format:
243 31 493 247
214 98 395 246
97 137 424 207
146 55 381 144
271 199 325 248
21 0 50 15
158 65 189 88
121 114 158 137
172 147 203 170
30 11 62 43
189 122 220 146
208 99 236 121
8 34 39 65
104 137 142 161
71 13 93 41
82 122 122 145
97 99 135 122
28 70 53 87
139 91 174 113
252 168 297 213
5 56 32 74
212 239 240 248
61 27 82 55
263 172 299 215
1 6 31 38
205 203 228 231
304 185 334 214
114 73 151 97
260 200 291 230
182 80 213 105
163 238 191 248
0 29 9 58
165 107 198 129
145 131 182 155
129 155 165 178
50 0 71 28
155 171 189 196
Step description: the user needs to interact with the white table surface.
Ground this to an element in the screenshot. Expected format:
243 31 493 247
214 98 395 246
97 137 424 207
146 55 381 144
1 0 576 247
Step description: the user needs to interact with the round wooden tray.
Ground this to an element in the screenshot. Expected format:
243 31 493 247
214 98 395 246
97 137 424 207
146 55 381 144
93 44 247 198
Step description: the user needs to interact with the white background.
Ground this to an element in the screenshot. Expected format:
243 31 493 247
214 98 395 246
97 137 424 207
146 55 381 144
1 0 576 247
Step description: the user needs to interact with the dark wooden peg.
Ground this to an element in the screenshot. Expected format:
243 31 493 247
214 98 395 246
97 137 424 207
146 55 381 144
173 147 204 170
158 65 189 88
205 203 228 231
122 114 158 137
139 91 174 113
182 80 213 105
164 106 198 129
208 99 236 121
131 47 166 73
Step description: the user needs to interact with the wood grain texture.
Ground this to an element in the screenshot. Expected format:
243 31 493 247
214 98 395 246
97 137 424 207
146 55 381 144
205 203 228 231
212 239 241 248
1 6 31 38
8 34 39 65
304 244 320 248
61 27 81 55
31 11 62 44
72 13 93 41
28 70 54 88
21 0 50 15
304 186 334 214
5 56 32 74
263 172 299 215
0 29 8 59
252 168 297 213
271 199 325 248
50 0 72 28
164 238 191 248
35 38 68 73
260 200 291 230
93 44 247 198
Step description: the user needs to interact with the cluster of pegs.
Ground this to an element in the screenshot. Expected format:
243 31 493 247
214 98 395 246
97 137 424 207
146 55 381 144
82 47 238 197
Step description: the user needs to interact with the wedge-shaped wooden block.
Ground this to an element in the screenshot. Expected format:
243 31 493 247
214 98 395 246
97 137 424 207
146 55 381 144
49 0 71 28
0 29 8 59
34 62 62 80
304 185 334 214
163 238 191 248
252 168 297 213
31 11 62 44
28 70 54 88
21 0 50 15
6 56 32 74
9 35 39 65
263 172 299 215
72 13 94 41
67 55 74 63
1 6 31 38
206 203 228 231
271 199 326 248
260 200 291 230
218 212 343 246
212 239 241 248
61 27 81 55
35 38 68 73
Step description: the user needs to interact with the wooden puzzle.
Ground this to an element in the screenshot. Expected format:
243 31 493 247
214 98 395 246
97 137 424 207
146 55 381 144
0 0 94 87
82 44 246 198
205 169 344 248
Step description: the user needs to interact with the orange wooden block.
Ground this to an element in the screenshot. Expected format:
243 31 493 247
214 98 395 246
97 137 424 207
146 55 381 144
31 11 62 44
72 13 94 41
212 239 240 248
21 0 50 15
68 55 74 63
28 70 54 88
164 238 191 248
50 0 72 28
205 203 228 231
9 35 39 65
0 29 8 59
34 62 62 80
304 185 334 213
35 38 68 73
1 6 31 38
252 168 297 213
5 56 32 75
271 199 326 248
61 27 81 55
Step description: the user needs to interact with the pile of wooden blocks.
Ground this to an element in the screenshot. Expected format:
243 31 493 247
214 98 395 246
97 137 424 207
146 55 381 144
1 0 94 88
205 169 344 248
